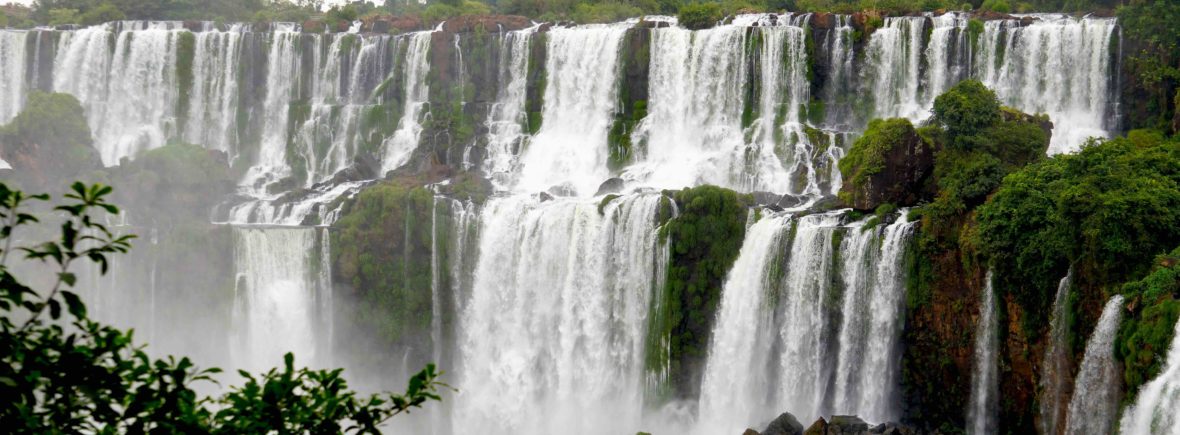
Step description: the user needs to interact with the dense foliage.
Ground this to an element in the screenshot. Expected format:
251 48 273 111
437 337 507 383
0 92 100 189
0 182 448 432
655 185 750 398
1118 0 1180 134
973 134 1180 330
1117 246 1180 401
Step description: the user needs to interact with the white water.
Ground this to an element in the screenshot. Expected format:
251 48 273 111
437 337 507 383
866 16 928 122
184 25 243 155
54 22 183 165
1063 294 1124 435
231 227 322 372
832 213 916 422
454 193 664 435
0 30 27 124
1039 270 1074 435
1120 317 1180 435
381 30 434 174
697 214 793 434
515 24 627 196
482 27 535 189
976 15 1119 154
240 26 300 193
968 270 999 435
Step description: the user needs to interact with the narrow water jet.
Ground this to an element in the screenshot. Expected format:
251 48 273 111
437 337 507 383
968 271 998 435
1063 294 1125 435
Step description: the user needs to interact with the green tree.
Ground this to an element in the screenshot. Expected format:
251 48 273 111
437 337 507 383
677 2 722 30
0 182 450 432
932 80 1002 151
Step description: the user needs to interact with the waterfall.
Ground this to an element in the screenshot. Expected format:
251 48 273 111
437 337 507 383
776 213 842 419
1120 318 1180 435
0 30 27 124
866 17 928 122
482 27 536 188
975 15 1119 154
925 13 970 101
231 226 321 372
53 22 183 165
752 15 817 196
968 270 999 435
697 214 793 434
1039 270 1074 435
819 15 854 130
241 25 300 193
454 193 664 435
1063 294 1124 435
184 25 243 155
381 30 433 174
832 213 916 422
515 24 627 196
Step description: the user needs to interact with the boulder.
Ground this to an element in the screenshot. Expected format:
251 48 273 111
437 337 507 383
837 118 935 210
595 178 626 196
826 416 869 434
762 412 805 435
803 418 828 435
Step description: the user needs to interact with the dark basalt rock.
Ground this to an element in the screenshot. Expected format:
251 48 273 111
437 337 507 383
595 178 626 196
762 412 805 435
791 416 917 435
838 122 935 211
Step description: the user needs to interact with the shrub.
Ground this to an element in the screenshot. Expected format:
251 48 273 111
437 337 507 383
79 2 124 26
1117 247 1180 401
981 0 1010 13
677 2 723 30
838 118 918 191
932 80 1002 150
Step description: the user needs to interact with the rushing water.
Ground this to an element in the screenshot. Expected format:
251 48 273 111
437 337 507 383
1120 317 1180 435
515 24 627 196
231 226 329 372
1063 294 1124 435
968 271 999 435
696 211 916 432
1039 270 1074 435
454 193 665 435
0 14 1139 434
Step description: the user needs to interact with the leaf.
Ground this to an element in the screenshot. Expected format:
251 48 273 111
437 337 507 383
48 299 61 320
60 272 77 287
62 290 86 318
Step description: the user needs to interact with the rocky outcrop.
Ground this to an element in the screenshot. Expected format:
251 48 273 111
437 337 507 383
761 412 805 435
838 119 935 211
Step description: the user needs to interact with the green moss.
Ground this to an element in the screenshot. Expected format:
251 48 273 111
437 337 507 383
651 185 752 399
1117 247 1180 403
838 117 917 190
598 194 621 215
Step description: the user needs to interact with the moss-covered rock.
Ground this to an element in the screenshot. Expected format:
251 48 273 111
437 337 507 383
0 91 101 190
653 185 752 399
837 118 934 210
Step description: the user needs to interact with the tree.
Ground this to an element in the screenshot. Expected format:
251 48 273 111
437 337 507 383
0 182 450 433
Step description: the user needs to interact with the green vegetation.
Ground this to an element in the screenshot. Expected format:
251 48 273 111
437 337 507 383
1117 247 1180 401
653 185 751 398
0 182 447 432
972 134 1180 331
677 2 723 30
0 92 99 187
838 117 918 193
1119 0 1180 135
332 179 439 371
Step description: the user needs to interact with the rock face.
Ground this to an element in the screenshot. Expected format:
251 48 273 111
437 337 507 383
793 415 914 435
762 412 805 435
838 119 935 211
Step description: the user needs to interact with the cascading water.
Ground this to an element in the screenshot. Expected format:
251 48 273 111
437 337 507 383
1063 294 1124 435
832 213 916 422
54 22 183 165
925 13 970 101
184 25 244 155
231 226 323 372
1120 318 1180 435
0 29 27 124
1039 270 1074 435
866 16 928 122
697 214 793 434
241 24 300 193
454 193 664 435
976 15 1120 154
514 24 627 196
482 27 535 189
968 271 999 435
818 15 855 130
381 30 434 174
